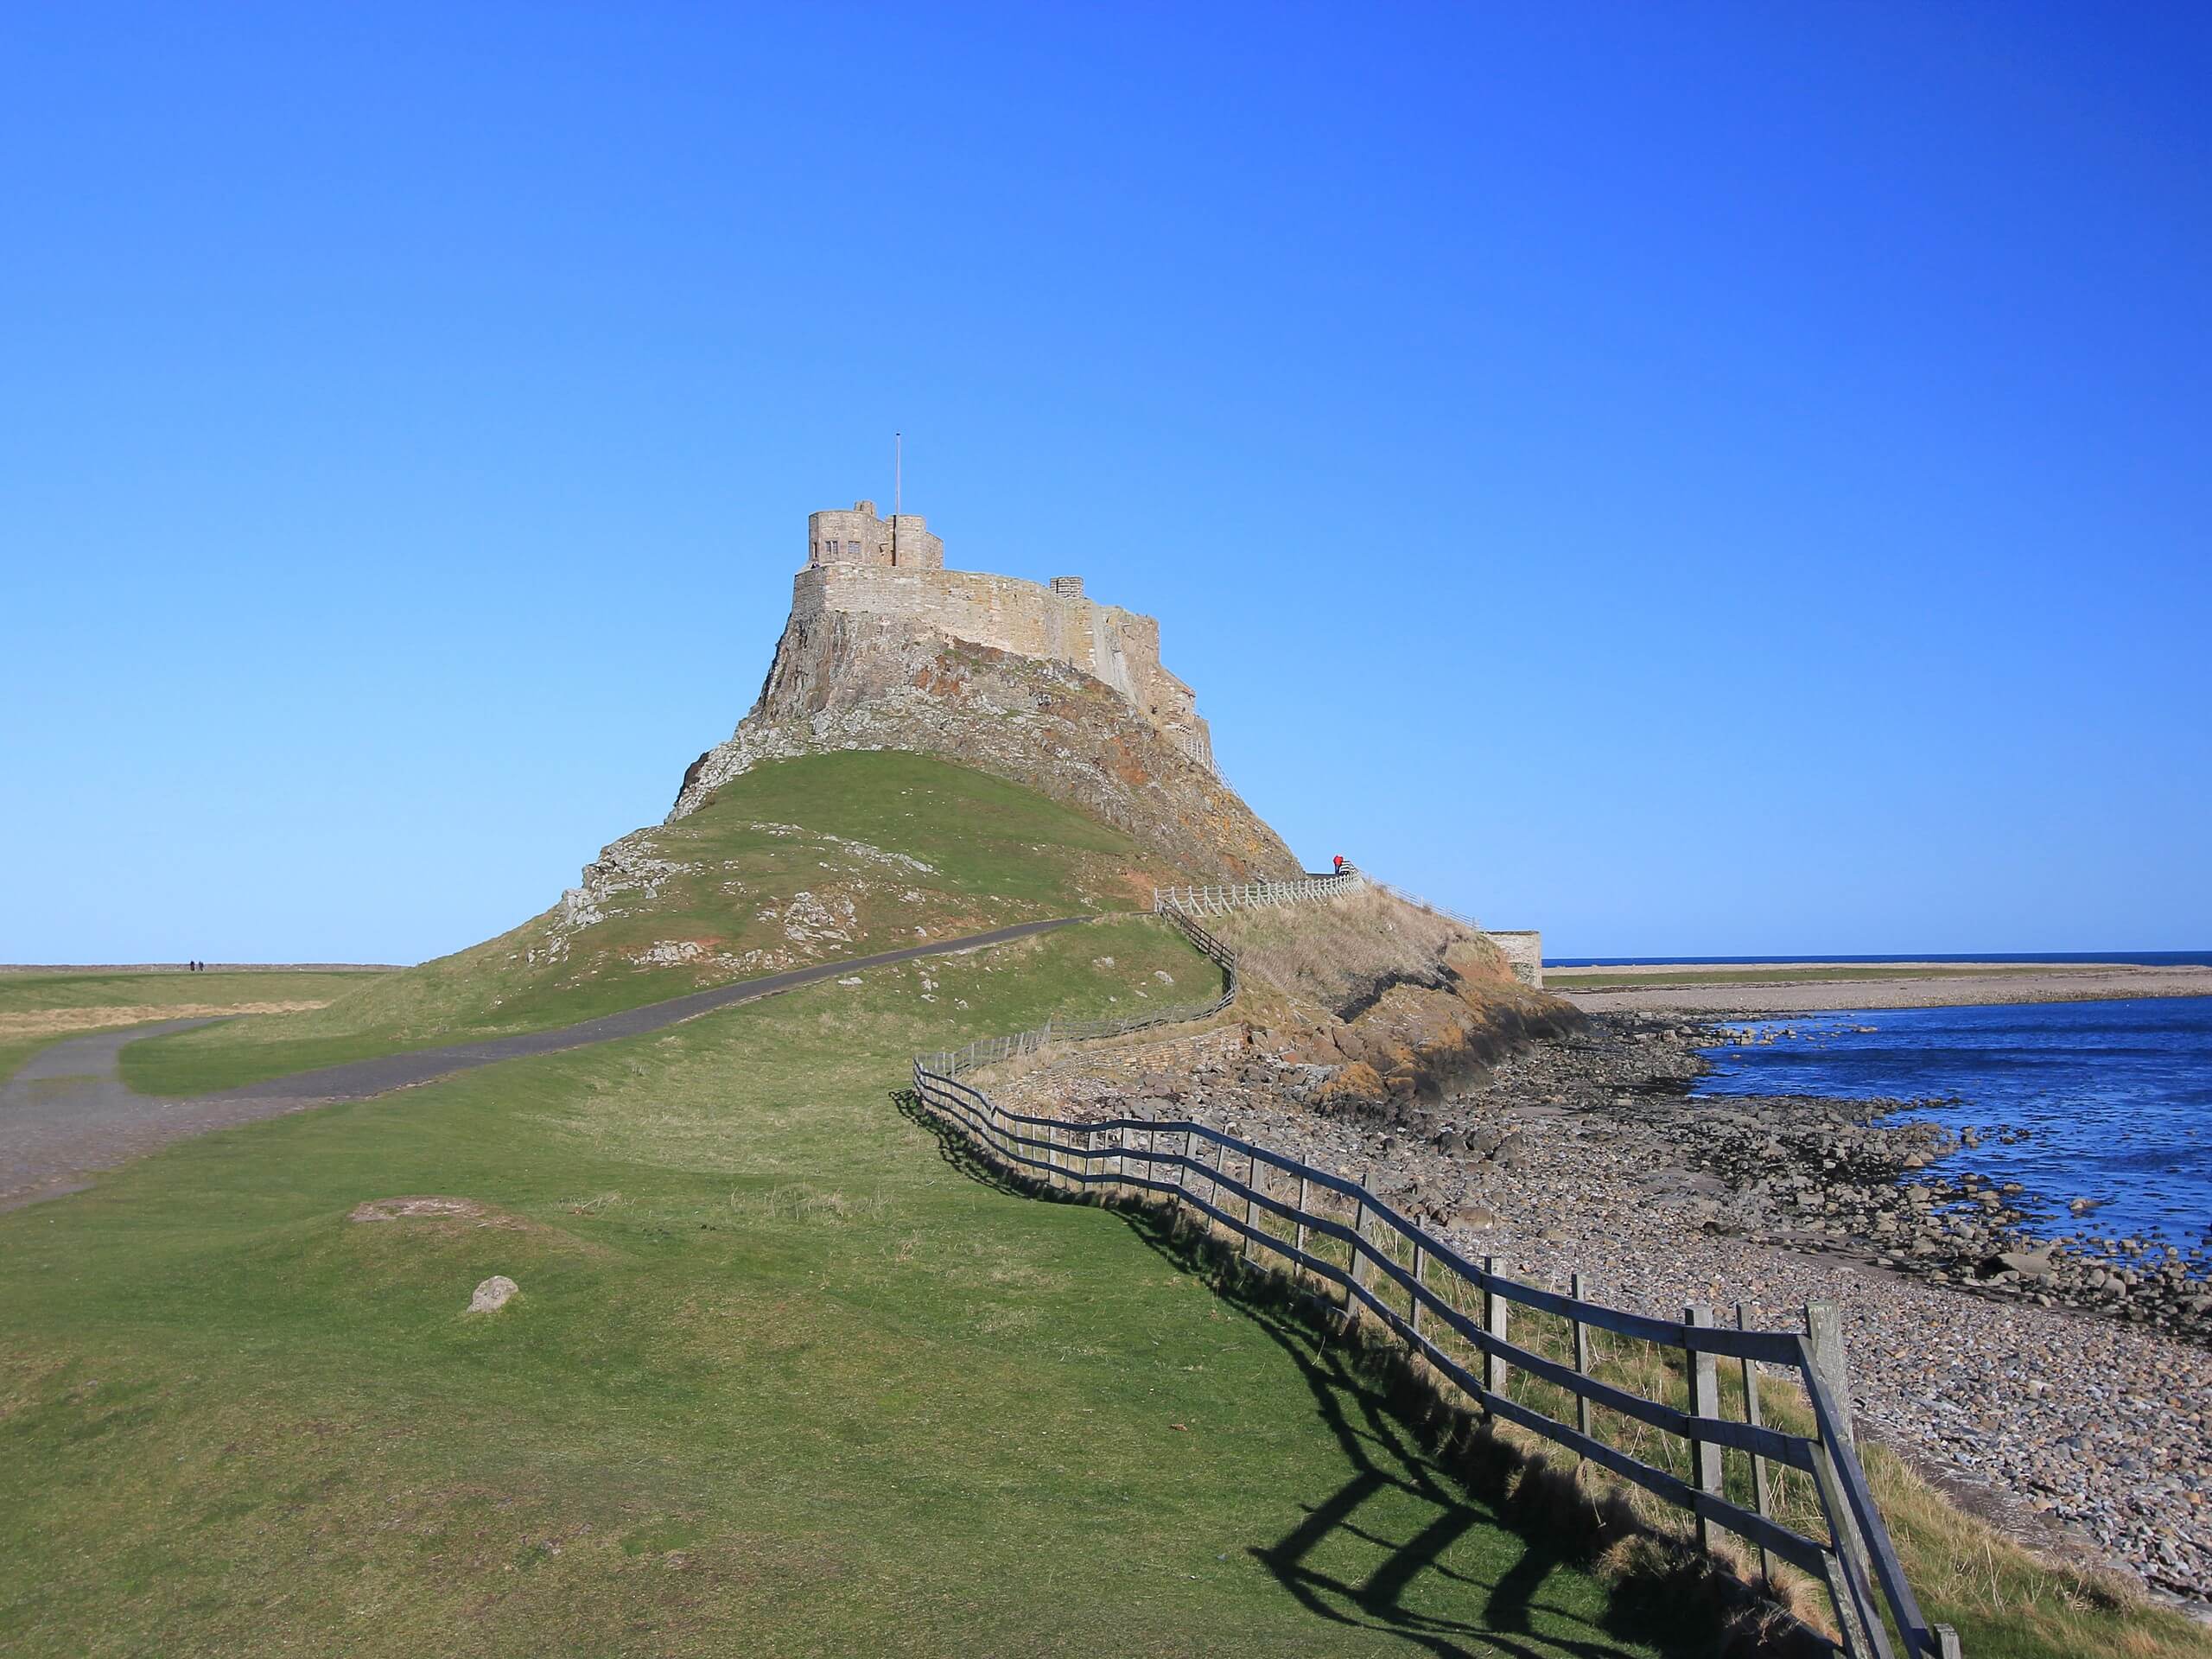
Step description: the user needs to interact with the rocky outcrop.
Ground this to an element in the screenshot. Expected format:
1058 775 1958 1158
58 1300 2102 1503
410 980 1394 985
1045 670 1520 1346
670 608 1299 880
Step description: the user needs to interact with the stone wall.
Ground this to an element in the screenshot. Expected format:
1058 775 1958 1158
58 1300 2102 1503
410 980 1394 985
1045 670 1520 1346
788 560 1214 772
806 500 944 569
1485 931 1545 988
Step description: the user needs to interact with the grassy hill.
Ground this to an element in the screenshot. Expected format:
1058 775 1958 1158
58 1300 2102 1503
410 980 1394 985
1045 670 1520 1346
0 919 1690 1657
122 752 1188 1096
22 753 2203 1656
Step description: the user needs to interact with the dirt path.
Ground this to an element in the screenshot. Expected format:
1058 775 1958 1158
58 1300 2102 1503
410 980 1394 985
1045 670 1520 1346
0 916 1086 1212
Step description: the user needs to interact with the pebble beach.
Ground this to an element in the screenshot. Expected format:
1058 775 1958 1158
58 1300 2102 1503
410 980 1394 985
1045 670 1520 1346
990 1009 2212 1609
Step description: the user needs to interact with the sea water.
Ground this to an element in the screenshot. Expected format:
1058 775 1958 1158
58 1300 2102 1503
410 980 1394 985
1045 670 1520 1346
1694 995 2212 1252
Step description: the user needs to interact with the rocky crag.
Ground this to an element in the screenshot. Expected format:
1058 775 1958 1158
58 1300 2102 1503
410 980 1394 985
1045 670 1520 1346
671 508 1298 881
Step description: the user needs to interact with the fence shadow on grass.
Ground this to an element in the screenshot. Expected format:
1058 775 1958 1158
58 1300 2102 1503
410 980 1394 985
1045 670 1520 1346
891 1088 1031 1198
1117 1210 1714 1659
898 1084 1768 1656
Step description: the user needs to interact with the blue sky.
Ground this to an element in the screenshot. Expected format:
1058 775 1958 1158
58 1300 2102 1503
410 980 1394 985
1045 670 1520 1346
4 3 2208 963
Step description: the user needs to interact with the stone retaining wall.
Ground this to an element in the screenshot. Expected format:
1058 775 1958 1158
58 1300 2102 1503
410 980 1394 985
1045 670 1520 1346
1486 931 1544 988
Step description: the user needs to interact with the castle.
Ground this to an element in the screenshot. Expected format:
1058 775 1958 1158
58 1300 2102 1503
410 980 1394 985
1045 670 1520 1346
792 500 1216 772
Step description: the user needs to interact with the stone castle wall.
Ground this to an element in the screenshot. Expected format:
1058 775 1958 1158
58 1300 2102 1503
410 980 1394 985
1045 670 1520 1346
807 500 944 569
790 556 1214 772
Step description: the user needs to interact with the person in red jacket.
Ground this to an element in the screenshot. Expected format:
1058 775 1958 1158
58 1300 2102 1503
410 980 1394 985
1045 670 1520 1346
1332 855 1344 874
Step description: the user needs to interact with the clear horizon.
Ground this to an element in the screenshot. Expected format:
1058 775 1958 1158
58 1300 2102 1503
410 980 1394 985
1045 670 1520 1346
6 4 2209 962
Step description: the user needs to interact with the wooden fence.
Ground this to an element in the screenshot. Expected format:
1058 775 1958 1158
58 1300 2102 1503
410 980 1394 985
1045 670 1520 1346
920 910 1238 1078
1366 875 1484 933
909 1061 1960 1659
1153 866 1363 917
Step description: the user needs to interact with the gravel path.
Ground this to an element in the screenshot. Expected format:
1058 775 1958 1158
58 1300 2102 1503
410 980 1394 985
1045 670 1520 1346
0 916 1085 1211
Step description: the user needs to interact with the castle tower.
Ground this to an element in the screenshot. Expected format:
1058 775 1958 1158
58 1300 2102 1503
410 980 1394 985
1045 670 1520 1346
805 499 944 570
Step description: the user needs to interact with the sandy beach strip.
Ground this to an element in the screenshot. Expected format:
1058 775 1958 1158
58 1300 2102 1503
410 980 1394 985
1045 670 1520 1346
1548 961 2212 1014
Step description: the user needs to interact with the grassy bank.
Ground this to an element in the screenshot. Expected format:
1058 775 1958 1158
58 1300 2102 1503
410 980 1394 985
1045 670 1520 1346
0 969 382 1087
0 923 1679 1657
120 753 1183 1097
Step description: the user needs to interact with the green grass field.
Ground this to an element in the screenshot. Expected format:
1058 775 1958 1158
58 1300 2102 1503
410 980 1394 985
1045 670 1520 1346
14 754 2200 1657
0 920 1686 1657
0 969 387 1088
119 753 1183 1097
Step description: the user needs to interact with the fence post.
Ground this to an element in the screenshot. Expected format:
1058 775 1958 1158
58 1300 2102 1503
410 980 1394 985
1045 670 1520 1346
1481 1257 1508 1403
1805 1301 1857 1451
1350 1185 1371 1323
1801 1308 1886 1659
1243 1150 1260 1267
1806 1440 1886 1659
1934 1626 1961 1659
1411 1241 1427 1344
1569 1271 1592 1440
1294 1173 1311 1278
1736 1303 1777 1585
1686 1303 1721 1554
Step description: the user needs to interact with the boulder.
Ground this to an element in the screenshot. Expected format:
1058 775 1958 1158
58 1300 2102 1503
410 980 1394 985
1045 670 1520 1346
467 1274 520 1314
1313 1062 1387 1110
1981 1249 2054 1281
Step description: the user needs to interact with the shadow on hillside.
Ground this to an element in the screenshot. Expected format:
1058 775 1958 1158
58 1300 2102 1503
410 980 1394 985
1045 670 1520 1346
892 1089 1711 1659
891 1088 1033 1198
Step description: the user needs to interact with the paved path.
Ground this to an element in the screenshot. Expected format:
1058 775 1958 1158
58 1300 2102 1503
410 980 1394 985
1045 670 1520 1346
0 916 1087 1212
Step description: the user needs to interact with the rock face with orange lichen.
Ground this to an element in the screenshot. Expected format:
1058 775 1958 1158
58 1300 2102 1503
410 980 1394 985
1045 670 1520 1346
1200 891 1584 1112
669 594 1299 881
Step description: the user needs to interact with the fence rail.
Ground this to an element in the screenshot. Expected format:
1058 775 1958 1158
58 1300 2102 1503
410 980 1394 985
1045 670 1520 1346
1153 865 1364 917
921 908 1238 1078
1366 876 1484 933
908 1060 1958 1659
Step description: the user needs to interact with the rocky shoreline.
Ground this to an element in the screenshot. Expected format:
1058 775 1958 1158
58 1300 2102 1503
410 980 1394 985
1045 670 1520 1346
991 1009 2212 1605
1571 1018 2212 1339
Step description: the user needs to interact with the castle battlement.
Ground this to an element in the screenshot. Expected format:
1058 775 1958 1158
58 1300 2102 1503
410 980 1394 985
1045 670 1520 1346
791 501 1213 773
807 499 944 570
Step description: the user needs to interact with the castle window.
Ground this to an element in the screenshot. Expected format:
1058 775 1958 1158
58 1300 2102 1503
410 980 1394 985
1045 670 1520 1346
846 540 861 557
